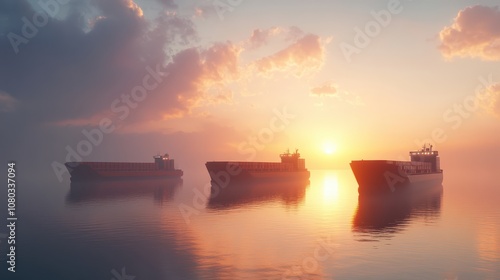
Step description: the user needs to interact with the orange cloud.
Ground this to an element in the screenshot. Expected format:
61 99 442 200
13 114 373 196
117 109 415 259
247 26 304 50
128 42 241 129
247 27 283 49
51 41 241 133
125 0 144 17
310 83 338 97
170 42 240 114
201 42 241 82
439 5 500 61
309 82 363 106
254 34 326 76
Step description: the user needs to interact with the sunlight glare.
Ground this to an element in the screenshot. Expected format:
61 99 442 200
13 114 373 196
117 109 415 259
323 174 339 203
323 142 337 155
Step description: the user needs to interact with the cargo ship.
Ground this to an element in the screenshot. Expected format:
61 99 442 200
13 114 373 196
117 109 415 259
65 153 183 182
350 144 443 195
205 149 310 185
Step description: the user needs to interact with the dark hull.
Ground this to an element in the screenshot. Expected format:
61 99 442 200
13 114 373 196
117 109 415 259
350 160 443 195
205 161 310 185
65 162 183 182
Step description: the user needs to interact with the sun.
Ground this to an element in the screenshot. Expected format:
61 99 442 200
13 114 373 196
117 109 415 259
323 142 337 155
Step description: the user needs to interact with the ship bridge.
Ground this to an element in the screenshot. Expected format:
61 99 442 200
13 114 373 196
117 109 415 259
154 153 175 170
409 144 441 173
280 149 306 170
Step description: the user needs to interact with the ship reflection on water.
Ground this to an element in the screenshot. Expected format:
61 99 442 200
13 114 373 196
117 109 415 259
207 180 309 209
66 178 182 204
352 183 443 241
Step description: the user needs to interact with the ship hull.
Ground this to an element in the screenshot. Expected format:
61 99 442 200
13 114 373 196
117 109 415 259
350 160 443 195
65 162 183 182
205 161 310 186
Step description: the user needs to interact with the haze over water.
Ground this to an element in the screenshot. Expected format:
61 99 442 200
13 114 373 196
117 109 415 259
1 163 498 280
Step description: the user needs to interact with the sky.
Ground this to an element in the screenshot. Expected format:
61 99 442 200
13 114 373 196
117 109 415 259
1 0 499 181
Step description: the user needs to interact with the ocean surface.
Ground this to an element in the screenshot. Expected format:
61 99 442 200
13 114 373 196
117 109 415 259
1 167 499 280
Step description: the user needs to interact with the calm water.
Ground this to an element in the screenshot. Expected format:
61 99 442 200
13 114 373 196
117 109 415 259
1 167 499 280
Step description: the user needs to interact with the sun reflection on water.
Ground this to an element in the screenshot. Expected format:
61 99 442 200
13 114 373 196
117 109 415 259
322 173 339 203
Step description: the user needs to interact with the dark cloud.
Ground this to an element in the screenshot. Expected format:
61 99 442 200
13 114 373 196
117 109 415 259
0 0 201 129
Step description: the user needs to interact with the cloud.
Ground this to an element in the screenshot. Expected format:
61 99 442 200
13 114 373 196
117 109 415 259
201 41 240 82
0 1 326 136
253 33 325 76
191 4 218 19
0 91 17 112
0 0 241 133
157 41 240 113
480 83 500 117
309 82 363 106
52 40 241 132
0 0 164 122
205 88 234 106
310 84 337 97
98 0 144 17
247 26 304 50
247 27 282 49
439 5 500 61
